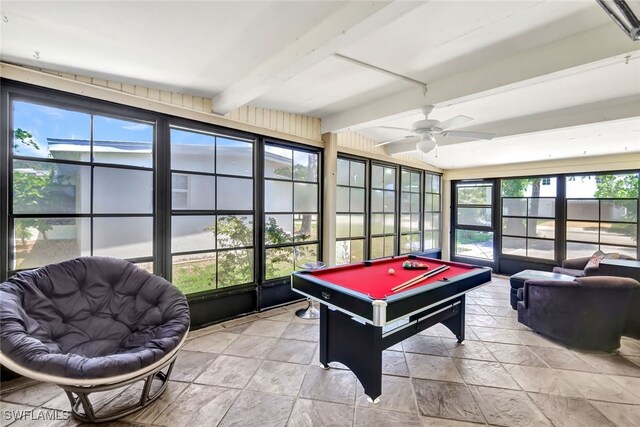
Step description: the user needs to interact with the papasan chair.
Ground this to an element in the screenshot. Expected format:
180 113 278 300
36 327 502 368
0 257 190 423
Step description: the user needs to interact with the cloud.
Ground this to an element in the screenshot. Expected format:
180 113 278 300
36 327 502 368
123 123 150 131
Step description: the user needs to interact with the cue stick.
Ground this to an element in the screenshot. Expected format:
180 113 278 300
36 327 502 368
391 265 450 293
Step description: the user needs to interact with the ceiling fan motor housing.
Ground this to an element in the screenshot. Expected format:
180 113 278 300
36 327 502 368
412 119 441 133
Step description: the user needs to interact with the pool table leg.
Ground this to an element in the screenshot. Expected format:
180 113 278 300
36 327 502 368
441 295 466 343
318 304 383 402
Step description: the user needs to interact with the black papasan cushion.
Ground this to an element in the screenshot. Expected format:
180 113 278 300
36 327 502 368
0 257 190 379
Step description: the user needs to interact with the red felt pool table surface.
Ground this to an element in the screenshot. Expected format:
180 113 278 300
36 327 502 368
308 256 476 299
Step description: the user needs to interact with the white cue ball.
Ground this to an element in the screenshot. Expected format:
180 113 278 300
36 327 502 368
388 268 395 275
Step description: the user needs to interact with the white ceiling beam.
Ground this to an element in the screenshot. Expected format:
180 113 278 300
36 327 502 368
382 96 640 156
321 24 640 133
212 1 425 115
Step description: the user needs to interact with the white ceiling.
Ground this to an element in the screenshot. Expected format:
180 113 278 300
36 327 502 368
1 0 639 170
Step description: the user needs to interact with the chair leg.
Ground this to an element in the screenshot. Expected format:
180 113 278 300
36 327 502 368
61 359 176 423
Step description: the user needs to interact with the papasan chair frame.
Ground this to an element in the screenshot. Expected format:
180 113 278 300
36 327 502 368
0 257 190 423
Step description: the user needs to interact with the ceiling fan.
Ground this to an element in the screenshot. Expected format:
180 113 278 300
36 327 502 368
373 106 495 155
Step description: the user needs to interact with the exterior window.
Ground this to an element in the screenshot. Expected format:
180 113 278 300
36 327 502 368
11 99 154 271
370 164 397 258
170 126 254 294
264 144 320 280
454 182 494 260
336 158 366 265
565 173 639 258
400 169 422 254
424 173 441 250
501 177 557 260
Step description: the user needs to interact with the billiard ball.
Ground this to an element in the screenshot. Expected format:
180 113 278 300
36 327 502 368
388 268 395 275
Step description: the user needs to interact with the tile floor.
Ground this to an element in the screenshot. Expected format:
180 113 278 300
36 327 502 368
1 275 639 426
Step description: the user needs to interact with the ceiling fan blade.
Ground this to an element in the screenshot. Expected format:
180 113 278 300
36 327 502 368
383 138 421 155
374 135 415 147
376 126 415 132
442 130 495 140
437 115 473 131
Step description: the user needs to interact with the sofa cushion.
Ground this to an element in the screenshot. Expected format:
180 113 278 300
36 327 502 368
0 257 190 379
552 267 585 277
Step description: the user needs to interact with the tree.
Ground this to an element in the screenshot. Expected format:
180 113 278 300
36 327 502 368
12 129 54 241
595 174 639 198
12 128 40 151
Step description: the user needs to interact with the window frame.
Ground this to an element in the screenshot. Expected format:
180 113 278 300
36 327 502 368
335 155 368 265
369 161 399 259
262 139 323 284
399 166 423 254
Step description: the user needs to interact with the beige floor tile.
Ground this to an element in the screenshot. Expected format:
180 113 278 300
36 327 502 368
510 330 562 348
607 375 640 398
558 370 640 403
576 354 640 377
170 350 217 382
153 383 240 427
219 389 295 427
281 323 319 341
182 331 239 353
469 386 550 426
223 334 278 358
402 335 448 356
590 401 640 426
529 346 598 372
419 416 486 426
405 353 464 383
442 339 496 362
491 316 531 330
1 382 61 406
485 342 547 366
504 365 582 398
356 375 417 414
126 381 189 424
528 393 614 427
480 306 517 317
453 359 520 390
355 406 422 426
265 338 317 365
242 319 290 338
471 326 522 345
465 314 501 328
185 324 223 340
412 379 485 423
465 305 488 315
287 399 353 427
246 360 308 396
382 350 409 376
299 366 357 405
194 354 261 388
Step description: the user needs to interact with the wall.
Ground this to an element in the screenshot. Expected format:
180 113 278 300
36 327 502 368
0 62 323 147
336 131 443 173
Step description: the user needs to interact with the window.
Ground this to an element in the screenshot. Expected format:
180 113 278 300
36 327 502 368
424 173 441 251
336 158 366 265
565 173 639 258
11 99 154 271
170 127 255 295
501 177 557 260
400 168 422 254
454 182 494 260
370 164 397 258
264 144 320 280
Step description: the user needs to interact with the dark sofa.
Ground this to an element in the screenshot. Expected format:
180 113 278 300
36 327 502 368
517 276 640 350
552 255 640 339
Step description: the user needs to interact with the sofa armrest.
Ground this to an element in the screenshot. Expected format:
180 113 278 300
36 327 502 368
562 256 591 270
522 279 578 309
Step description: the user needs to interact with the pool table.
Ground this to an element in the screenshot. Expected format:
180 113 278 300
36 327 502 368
291 255 491 402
